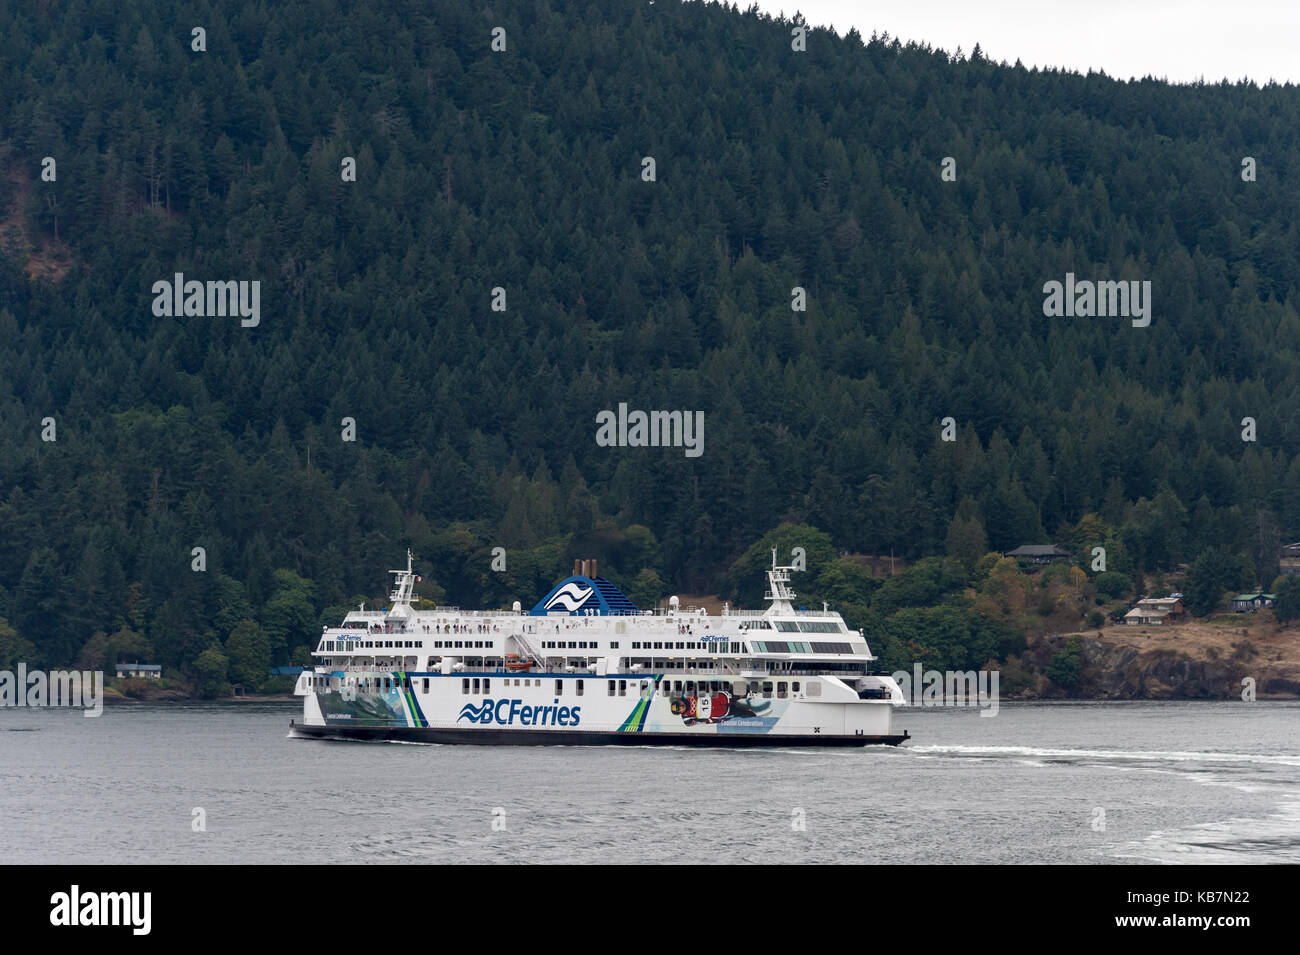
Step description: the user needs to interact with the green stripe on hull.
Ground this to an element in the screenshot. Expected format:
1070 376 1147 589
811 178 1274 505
398 671 427 728
617 674 662 732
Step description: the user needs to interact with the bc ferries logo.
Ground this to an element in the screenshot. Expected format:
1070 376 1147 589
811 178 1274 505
459 698 582 727
544 582 594 612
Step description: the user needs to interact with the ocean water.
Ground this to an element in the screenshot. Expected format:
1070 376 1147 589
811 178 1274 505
1 700 1296 864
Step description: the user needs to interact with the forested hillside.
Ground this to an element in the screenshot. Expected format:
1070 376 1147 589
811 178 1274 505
2 0 1299 686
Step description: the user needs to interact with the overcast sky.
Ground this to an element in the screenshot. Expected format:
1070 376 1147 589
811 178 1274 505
748 1 1300 84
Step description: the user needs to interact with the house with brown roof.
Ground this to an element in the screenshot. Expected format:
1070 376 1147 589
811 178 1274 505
1005 544 1070 565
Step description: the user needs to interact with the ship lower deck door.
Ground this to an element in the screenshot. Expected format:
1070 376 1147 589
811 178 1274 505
696 695 711 720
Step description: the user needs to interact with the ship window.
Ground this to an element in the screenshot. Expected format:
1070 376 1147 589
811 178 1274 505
641 681 651 698
674 681 683 692
568 641 577 649
653 642 662 649
685 681 695 693
775 621 800 632
423 678 429 692
676 642 684 649
730 643 740 654
777 682 788 698
607 681 616 696
792 682 800 693
484 678 491 693
576 680 584 696
610 642 618 649
555 680 563 695
618 680 627 697
762 682 773 698
472 678 480 693
461 679 469 694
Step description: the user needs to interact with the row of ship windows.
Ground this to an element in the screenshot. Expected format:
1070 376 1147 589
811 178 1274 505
320 639 495 651
739 620 845 633
630 641 741 652
457 678 807 699
540 641 619 649
750 641 854 654
307 674 817 701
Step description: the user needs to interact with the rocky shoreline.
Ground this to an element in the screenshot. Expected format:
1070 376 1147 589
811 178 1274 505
1018 622 1300 699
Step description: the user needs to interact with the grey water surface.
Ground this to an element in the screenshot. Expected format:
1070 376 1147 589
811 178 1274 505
2 700 1296 864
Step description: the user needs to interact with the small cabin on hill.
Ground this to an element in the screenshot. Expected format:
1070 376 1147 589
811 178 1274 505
1005 544 1070 565
1124 607 1168 625
1233 593 1276 613
116 662 161 679
1137 596 1184 618
1123 595 1185 626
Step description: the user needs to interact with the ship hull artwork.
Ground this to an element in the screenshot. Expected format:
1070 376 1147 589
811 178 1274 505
290 553 908 748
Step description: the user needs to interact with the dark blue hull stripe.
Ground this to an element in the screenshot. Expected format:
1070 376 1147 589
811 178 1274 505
290 721 909 747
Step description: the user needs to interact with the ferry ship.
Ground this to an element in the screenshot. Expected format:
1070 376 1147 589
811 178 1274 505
289 552 908 747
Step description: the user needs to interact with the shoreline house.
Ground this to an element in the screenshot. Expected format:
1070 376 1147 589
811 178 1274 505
115 662 161 679
1005 544 1071 565
1123 595 1185 626
1232 593 1276 613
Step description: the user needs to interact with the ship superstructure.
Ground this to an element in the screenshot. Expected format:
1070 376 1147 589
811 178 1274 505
290 551 908 746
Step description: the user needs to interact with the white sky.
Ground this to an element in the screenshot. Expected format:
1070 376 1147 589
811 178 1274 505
748 1 1300 84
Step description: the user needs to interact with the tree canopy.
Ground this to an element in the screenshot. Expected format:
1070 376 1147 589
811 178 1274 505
2 1 1299 672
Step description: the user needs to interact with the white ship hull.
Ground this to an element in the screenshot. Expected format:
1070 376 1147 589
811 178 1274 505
290 669 907 746
291 553 909 748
